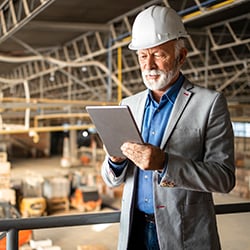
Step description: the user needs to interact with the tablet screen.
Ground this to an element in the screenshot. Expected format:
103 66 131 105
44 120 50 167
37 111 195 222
86 105 143 157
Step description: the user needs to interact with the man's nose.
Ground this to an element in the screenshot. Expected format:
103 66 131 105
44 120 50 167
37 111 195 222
144 55 156 70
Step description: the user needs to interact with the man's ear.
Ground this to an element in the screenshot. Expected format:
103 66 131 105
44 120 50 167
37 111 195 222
179 48 188 65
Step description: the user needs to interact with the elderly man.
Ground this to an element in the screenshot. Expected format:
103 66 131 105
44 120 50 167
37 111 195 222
101 5 235 250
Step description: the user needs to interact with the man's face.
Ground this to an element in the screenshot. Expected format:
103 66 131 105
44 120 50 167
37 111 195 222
137 41 182 91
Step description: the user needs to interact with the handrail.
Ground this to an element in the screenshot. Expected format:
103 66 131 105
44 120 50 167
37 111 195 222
0 203 250 250
214 202 250 214
0 211 121 231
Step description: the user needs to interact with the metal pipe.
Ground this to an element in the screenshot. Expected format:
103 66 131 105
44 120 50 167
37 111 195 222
23 80 30 129
0 124 94 134
6 228 18 250
0 97 117 106
117 46 122 102
1 203 249 232
0 212 121 231
215 202 250 215
181 0 236 21
107 37 113 101
33 113 91 128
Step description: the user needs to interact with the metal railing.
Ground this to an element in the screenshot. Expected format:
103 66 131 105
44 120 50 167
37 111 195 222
1 202 250 250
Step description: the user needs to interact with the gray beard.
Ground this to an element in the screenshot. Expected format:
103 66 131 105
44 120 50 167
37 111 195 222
141 62 180 91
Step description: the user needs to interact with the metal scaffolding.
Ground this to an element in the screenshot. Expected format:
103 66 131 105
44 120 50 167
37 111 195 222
0 0 249 128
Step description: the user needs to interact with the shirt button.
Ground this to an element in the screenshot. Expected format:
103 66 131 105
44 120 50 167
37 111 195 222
145 198 148 203
144 175 148 179
152 131 155 135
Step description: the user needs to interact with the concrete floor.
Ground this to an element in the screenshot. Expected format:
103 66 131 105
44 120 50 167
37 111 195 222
8 157 250 250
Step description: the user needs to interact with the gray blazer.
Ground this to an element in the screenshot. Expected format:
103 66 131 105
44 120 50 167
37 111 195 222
101 79 235 250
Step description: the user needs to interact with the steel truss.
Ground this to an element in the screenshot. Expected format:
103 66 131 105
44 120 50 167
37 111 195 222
0 0 56 43
0 0 249 121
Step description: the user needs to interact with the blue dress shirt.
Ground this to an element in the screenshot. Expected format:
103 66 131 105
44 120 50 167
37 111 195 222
109 74 184 214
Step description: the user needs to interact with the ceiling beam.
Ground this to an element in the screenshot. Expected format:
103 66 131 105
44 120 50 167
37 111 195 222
217 67 248 92
24 20 110 32
0 0 56 44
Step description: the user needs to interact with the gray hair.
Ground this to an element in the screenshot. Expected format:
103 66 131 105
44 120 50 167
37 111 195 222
175 39 186 59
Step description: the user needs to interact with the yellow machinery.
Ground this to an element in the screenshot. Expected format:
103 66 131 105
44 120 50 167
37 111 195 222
20 197 47 217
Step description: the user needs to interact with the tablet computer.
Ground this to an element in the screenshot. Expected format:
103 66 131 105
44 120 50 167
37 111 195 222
86 105 143 157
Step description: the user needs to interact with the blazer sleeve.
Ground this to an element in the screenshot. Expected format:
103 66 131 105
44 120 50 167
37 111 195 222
101 156 129 187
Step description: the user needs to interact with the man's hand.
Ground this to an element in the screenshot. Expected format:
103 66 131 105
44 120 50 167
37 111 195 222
103 145 126 163
121 142 166 171
109 156 126 163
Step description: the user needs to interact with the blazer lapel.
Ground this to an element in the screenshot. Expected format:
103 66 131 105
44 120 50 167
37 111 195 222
160 80 194 149
133 90 148 133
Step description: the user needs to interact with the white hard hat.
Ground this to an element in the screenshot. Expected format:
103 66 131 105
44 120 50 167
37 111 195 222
128 5 188 50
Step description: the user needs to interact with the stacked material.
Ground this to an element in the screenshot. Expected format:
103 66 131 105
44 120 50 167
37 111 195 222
43 177 70 199
0 152 15 205
20 173 46 217
0 153 10 188
22 174 44 197
77 245 107 250
29 239 61 250
43 177 70 214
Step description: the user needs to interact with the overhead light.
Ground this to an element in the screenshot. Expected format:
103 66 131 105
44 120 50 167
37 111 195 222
81 66 87 72
49 72 55 82
81 130 89 138
194 72 199 81
29 130 40 143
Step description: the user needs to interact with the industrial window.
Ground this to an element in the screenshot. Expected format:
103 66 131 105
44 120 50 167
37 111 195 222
232 122 250 138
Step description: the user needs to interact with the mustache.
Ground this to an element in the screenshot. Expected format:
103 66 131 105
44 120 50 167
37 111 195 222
142 70 165 76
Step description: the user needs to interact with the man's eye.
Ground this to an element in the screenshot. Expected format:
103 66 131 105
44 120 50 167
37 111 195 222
139 55 147 60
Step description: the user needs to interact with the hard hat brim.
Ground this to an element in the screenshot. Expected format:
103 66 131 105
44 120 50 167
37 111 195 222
128 35 189 50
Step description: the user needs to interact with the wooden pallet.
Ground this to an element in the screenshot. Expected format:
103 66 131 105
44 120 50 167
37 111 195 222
0 173 10 188
47 197 70 213
77 245 107 250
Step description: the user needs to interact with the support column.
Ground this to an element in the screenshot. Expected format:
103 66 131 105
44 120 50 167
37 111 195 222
6 228 18 250
69 129 79 166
